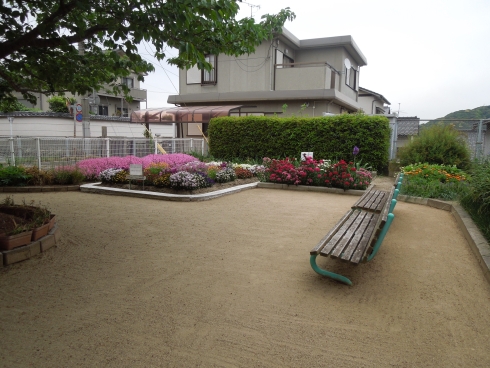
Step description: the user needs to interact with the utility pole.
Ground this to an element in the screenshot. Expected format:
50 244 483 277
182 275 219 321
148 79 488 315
239 1 260 17
78 42 91 138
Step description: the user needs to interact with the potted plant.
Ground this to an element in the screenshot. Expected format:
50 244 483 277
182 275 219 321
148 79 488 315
30 205 51 241
0 196 55 249
0 220 33 250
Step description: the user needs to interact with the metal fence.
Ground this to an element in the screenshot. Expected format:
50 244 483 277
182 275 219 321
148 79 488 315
0 137 209 169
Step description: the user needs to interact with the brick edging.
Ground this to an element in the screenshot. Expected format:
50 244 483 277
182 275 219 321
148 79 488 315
0 225 61 267
397 194 490 284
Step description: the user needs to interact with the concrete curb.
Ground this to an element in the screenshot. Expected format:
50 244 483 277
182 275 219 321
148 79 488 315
0 185 80 192
80 182 260 202
397 194 490 285
257 182 373 196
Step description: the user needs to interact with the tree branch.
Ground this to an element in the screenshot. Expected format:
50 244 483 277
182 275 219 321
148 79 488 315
0 0 81 59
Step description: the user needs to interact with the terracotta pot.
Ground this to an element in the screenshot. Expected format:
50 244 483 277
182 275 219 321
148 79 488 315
0 230 33 251
48 214 57 231
31 223 50 241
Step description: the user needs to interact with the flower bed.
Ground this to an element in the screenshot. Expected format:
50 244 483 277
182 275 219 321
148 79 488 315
261 156 373 190
400 163 470 200
0 196 55 251
79 154 374 193
82 154 265 194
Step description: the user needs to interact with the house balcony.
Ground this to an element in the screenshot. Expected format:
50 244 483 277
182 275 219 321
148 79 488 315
97 84 147 101
273 62 358 102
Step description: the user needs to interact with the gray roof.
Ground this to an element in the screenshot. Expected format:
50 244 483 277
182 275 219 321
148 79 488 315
397 117 420 136
358 87 390 105
280 28 367 67
0 111 130 122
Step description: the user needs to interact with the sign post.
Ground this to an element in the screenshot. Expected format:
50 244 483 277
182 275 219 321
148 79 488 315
74 103 82 137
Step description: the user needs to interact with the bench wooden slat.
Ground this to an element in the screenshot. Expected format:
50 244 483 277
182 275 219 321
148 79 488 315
339 212 377 262
394 172 401 186
310 210 354 255
364 191 386 212
380 186 396 227
350 213 380 264
331 211 369 259
320 211 361 257
352 189 374 209
353 190 388 213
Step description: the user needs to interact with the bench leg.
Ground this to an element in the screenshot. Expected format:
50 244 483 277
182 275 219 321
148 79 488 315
367 213 395 262
310 255 353 286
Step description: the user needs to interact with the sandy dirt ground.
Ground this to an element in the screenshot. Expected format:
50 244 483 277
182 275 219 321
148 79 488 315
1 178 490 367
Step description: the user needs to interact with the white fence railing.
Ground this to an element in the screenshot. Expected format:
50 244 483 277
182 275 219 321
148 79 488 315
0 138 208 169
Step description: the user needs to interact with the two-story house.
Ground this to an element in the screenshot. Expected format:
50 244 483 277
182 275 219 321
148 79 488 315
168 27 367 117
14 72 147 118
358 87 391 115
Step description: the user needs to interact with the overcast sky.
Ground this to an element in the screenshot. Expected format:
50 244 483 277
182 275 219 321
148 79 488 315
139 0 490 120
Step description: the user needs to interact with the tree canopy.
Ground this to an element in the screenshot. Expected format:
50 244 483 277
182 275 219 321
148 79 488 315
0 0 295 104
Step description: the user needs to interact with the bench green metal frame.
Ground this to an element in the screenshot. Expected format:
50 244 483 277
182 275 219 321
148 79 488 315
310 175 403 286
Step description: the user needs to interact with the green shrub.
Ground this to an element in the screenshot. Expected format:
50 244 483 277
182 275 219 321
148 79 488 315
0 165 31 186
53 167 85 185
460 159 490 241
0 99 30 112
398 125 471 170
208 114 390 172
47 96 76 113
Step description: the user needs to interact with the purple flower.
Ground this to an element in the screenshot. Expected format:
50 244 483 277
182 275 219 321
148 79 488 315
353 146 360 156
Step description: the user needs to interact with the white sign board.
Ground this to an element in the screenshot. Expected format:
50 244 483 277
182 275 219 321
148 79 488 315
129 164 143 176
301 152 313 161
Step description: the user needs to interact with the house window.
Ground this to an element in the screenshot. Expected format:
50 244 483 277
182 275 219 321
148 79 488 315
276 50 294 69
121 77 134 88
345 67 358 90
116 107 129 117
98 105 109 116
202 54 217 84
186 55 217 85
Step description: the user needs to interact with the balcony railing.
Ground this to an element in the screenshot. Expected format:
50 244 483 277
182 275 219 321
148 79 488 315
98 84 147 101
274 62 339 92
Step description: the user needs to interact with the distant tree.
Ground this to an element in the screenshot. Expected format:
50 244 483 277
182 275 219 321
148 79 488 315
47 96 76 113
424 105 490 129
398 125 471 170
0 0 295 104
0 99 29 112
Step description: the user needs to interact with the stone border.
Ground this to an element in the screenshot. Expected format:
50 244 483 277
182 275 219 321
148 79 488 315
257 182 372 196
80 182 259 202
398 194 490 284
0 225 61 267
0 185 80 193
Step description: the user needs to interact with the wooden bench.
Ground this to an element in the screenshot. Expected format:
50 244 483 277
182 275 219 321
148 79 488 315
309 186 398 286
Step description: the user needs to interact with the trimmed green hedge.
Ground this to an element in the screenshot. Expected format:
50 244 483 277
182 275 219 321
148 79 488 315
208 114 391 171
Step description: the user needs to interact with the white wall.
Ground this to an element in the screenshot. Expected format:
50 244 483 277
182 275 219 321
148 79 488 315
0 116 174 138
